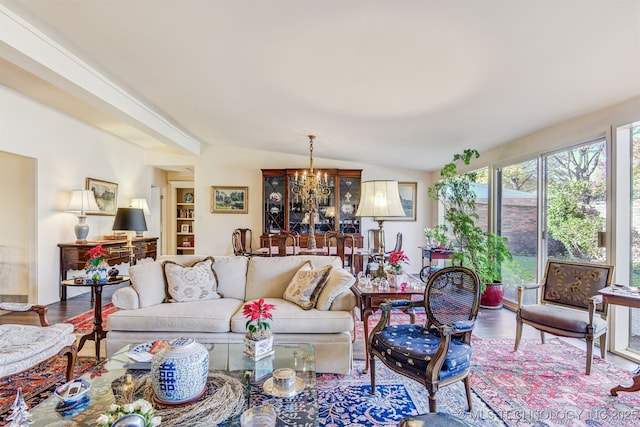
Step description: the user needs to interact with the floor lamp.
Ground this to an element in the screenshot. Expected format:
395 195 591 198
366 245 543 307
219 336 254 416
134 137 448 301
355 181 406 278
112 208 147 265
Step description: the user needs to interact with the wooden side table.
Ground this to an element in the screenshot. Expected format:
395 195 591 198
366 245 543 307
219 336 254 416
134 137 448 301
62 276 129 361
58 237 157 301
599 286 640 395
352 277 425 373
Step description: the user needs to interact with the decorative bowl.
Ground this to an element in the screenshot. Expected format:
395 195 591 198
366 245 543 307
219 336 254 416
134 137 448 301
54 379 91 403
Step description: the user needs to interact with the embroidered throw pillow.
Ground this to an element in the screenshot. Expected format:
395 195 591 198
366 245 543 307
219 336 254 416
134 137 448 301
283 262 333 310
163 257 220 302
315 268 356 310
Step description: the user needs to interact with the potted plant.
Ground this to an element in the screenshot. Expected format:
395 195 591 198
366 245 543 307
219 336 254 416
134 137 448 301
428 149 512 308
242 298 276 359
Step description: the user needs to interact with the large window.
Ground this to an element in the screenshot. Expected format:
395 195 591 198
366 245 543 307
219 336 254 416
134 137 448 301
628 123 640 352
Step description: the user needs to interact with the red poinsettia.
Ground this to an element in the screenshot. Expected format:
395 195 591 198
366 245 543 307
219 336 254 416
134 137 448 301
85 244 109 268
388 250 409 272
242 298 275 335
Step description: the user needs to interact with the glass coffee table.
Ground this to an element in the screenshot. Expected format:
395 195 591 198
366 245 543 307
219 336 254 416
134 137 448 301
28 342 317 426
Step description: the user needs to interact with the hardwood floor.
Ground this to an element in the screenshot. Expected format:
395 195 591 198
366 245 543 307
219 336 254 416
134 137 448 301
1 288 637 372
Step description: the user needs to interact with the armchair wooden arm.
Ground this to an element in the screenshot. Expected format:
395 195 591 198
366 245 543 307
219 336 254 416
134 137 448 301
0 303 50 326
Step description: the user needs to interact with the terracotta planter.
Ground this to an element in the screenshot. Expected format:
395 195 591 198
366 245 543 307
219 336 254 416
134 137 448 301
480 282 504 309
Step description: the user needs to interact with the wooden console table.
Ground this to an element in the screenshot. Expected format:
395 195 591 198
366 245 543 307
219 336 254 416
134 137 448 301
598 286 640 396
57 237 157 301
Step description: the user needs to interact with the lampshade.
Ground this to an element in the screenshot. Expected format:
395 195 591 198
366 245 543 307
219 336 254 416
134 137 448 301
65 190 100 215
129 198 151 215
112 208 148 232
355 181 406 218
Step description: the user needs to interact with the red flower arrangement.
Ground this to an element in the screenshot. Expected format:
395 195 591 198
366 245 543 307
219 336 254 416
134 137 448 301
242 298 275 339
388 250 409 273
85 244 109 269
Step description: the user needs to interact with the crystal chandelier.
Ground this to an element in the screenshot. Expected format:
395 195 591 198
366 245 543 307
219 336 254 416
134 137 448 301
291 135 331 249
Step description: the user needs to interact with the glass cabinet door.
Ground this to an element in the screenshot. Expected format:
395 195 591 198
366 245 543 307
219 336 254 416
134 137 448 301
337 176 360 233
288 174 336 236
263 175 286 233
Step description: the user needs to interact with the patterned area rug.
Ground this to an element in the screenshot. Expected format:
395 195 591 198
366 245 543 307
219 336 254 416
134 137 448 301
471 338 640 427
318 360 503 426
65 302 118 334
0 356 102 424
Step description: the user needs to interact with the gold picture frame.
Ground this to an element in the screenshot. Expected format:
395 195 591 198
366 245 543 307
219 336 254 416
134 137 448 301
211 186 248 214
86 177 118 216
389 182 417 221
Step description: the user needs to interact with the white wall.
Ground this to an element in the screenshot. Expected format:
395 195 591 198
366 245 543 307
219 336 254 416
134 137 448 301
192 144 432 274
1 86 159 305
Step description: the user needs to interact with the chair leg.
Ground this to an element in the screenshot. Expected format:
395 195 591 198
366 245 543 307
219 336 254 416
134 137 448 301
586 337 594 375
514 316 523 351
464 376 473 411
369 356 376 395
599 334 607 360
64 343 77 381
540 330 546 344
428 391 437 413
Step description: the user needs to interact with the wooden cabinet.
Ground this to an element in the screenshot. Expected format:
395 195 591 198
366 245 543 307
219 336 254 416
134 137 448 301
176 187 195 254
260 169 362 248
58 237 158 300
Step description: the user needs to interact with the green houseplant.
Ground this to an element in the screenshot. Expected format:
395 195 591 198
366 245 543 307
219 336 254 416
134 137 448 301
428 149 512 306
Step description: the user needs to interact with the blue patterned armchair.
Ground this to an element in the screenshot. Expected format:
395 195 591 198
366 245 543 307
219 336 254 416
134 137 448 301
368 266 481 413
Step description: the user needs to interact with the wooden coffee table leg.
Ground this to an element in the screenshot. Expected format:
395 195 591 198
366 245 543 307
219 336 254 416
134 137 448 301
611 368 640 396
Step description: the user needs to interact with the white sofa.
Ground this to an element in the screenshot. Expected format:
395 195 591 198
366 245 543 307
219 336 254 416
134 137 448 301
107 255 356 374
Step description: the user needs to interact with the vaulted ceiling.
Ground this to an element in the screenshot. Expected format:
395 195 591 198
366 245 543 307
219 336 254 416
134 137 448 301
2 0 639 171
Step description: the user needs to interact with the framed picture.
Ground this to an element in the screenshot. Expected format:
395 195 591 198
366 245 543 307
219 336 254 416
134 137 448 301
211 186 248 214
85 178 118 216
390 182 417 221
180 224 191 233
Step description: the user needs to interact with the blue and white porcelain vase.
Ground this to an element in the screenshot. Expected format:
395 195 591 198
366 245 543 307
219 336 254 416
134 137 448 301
151 337 209 404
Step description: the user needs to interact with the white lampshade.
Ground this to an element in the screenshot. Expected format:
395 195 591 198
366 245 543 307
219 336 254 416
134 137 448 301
65 190 100 215
130 198 151 215
355 181 406 219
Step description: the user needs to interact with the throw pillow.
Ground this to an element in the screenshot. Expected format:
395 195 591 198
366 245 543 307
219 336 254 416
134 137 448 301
315 268 356 310
283 262 333 310
128 261 166 307
163 257 221 302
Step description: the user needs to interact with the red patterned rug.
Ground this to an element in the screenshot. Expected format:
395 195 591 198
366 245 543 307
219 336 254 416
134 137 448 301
65 302 118 334
471 338 640 427
0 356 103 425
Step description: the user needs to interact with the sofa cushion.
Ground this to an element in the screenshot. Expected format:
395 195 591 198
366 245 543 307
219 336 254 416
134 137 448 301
230 298 354 334
128 261 165 307
316 268 356 310
283 262 332 309
245 255 342 301
164 257 221 302
108 299 243 333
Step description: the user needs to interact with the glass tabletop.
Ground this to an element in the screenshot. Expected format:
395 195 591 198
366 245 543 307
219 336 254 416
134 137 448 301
28 342 317 426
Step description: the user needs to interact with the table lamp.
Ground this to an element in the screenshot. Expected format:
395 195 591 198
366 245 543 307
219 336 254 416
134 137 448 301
355 181 406 278
65 190 100 243
112 208 147 265
129 198 151 237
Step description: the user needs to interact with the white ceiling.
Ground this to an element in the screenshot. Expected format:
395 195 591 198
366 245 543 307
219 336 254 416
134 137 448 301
2 0 639 171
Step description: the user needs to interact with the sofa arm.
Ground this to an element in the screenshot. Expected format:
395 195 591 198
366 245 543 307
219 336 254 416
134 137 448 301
329 290 357 311
111 286 140 310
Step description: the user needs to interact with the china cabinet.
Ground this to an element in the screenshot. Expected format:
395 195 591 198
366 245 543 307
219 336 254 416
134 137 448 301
260 169 362 248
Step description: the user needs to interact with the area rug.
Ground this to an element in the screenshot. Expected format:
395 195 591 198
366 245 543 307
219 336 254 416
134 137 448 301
471 338 640 427
317 360 504 426
0 356 102 424
65 302 118 334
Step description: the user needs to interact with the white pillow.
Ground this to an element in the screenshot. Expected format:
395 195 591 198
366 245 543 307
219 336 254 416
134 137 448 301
128 261 166 307
283 262 332 310
163 257 221 302
315 268 356 310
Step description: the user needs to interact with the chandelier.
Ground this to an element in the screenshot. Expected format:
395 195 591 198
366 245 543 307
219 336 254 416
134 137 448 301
291 135 331 249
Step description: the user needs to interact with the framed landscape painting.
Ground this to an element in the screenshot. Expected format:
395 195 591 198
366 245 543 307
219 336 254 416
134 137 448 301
211 186 248 214
85 177 118 216
392 182 417 221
